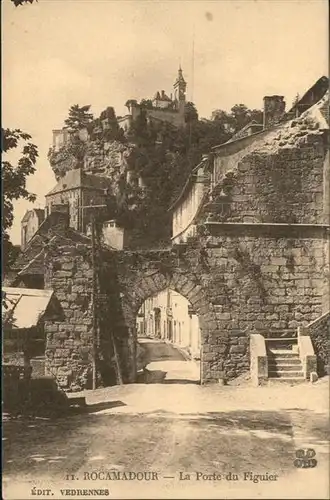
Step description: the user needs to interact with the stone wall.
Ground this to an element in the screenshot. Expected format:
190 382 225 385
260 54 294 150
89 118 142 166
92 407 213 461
42 220 328 391
43 239 133 391
210 116 328 225
114 224 328 384
304 312 330 375
146 107 185 128
44 242 94 390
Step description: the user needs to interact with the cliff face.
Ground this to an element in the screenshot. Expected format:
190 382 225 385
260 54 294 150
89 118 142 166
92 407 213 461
83 140 136 197
49 136 135 182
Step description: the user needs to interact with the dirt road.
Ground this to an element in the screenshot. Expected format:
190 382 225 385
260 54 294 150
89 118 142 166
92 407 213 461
2 340 329 499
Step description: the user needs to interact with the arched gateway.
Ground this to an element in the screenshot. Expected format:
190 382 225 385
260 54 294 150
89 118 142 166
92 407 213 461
117 268 219 384
43 219 327 393
43 243 226 391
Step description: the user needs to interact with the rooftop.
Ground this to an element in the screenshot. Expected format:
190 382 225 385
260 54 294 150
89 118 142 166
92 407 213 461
2 287 54 330
46 168 112 197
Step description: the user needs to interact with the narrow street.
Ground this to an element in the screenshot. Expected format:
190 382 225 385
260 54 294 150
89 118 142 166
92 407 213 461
137 337 200 384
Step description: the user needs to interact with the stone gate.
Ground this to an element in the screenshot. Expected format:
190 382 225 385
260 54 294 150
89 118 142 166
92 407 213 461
43 222 329 392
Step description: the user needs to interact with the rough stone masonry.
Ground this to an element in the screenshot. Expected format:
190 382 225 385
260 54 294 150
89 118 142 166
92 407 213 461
43 92 329 391
43 223 328 390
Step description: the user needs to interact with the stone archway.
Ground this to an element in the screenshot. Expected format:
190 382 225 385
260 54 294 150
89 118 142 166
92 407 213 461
117 269 220 384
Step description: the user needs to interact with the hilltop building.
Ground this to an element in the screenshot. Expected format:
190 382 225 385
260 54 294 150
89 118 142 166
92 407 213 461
51 67 187 154
118 66 187 132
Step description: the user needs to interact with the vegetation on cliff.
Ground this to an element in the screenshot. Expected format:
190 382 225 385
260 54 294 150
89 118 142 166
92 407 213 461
48 102 262 248
116 103 262 246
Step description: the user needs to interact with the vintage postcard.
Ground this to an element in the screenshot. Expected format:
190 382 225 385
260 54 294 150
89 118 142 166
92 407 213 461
2 0 329 499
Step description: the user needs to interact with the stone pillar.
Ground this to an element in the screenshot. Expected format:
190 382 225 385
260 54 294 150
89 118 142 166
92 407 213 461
44 244 94 392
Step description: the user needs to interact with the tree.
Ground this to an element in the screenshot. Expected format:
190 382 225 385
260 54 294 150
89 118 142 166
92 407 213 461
212 104 263 135
140 99 153 109
64 104 94 133
125 99 138 110
2 128 38 272
184 101 198 123
98 106 125 142
11 0 36 5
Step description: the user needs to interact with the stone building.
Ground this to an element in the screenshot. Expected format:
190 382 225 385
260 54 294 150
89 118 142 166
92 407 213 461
170 155 210 245
171 76 329 237
21 208 45 251
8 75 330 391
118 66 187 132
10 206 90 290
137 288 201 360
51 66 187 155
45 168 112 233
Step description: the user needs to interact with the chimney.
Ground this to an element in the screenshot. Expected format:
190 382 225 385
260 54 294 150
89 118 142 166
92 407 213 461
263 96 286 129
161 90 165 99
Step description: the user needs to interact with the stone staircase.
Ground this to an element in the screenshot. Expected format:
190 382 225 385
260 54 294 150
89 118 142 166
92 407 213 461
265 333 305 383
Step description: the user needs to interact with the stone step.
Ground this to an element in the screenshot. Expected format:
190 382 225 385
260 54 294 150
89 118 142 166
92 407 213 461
268 350 300 358
268 370 304 378
268 364 302 371
268 358 302 366
268 377 306 385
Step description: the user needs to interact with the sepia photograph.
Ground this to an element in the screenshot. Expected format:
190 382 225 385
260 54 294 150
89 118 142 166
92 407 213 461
2 0 329 499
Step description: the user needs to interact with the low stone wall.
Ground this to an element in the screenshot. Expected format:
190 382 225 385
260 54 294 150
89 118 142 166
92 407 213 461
298 331 317 379
302 312 330 375
250 334 268 386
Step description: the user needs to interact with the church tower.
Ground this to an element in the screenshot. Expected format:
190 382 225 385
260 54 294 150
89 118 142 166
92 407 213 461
173 66 187 121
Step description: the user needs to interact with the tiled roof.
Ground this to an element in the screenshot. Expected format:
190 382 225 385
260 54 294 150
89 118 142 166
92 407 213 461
288 76 329 115
46 168 112 197
227 121 263 143
46 169 82 196
11 211 91 276
12 234 46 272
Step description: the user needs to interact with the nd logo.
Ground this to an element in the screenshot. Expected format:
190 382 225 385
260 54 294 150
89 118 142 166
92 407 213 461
294 448 317 468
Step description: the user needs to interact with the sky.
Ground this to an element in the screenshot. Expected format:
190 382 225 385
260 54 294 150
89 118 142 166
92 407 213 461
3 0 329 244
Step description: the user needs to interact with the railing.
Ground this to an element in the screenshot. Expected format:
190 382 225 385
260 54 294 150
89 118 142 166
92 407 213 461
301 311 330 335
250 334 268 386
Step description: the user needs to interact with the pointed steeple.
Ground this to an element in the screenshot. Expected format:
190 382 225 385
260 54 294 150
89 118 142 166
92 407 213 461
173 66 187 102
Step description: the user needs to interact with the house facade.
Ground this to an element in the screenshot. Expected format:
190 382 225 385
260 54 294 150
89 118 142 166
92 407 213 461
170 156 209 245
45 168 112 233
136 288 201 360
21 209 45 251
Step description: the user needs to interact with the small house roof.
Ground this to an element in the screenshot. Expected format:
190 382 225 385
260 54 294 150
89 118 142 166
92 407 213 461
46 169 112 197
2 287 54 329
